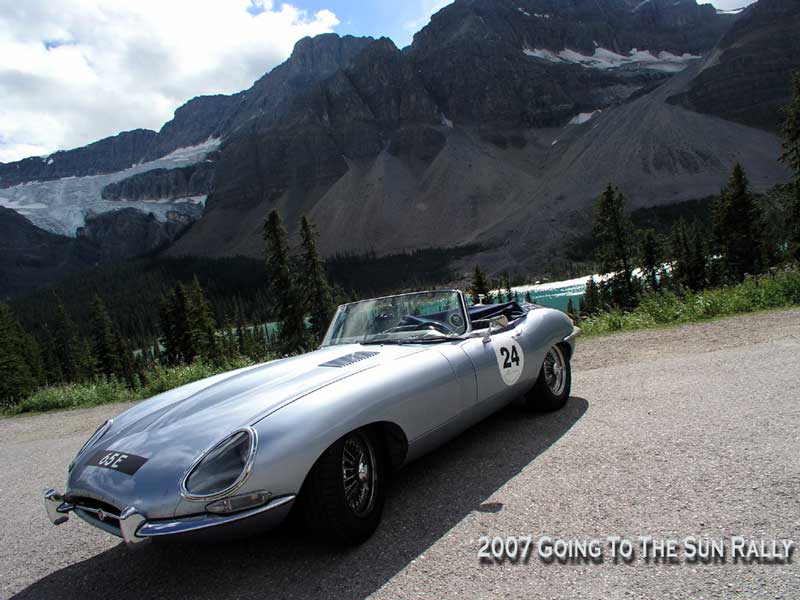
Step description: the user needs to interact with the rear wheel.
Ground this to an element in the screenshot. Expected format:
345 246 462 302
302 428 385 545
524 344 571 412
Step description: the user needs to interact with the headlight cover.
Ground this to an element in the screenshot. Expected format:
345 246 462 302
69 419 113 472
181 427 257 501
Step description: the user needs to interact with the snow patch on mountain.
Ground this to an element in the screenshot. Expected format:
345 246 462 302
716 7 745 14
569 110 601 125
523 46 701 72
0 138 219 236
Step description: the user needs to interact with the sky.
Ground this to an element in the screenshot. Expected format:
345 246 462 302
0 0 753 164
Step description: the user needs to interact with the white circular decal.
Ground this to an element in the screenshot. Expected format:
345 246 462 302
494 339 524 386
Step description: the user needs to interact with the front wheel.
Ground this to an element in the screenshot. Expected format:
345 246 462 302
302 428 385 545
524 344 571 412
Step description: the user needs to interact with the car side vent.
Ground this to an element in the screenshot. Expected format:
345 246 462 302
319 351 379 368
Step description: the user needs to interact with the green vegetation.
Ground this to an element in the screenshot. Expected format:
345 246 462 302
573 73 800 335
469 264 490 304
593 184 638 309
4 358 256 416
264 210 314 353
580 268 800 337
781 72 800 261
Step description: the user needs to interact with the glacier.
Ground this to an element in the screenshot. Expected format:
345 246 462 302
0 138 220 236
523 46 701 73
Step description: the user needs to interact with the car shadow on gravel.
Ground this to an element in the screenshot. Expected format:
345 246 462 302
15 396 588 600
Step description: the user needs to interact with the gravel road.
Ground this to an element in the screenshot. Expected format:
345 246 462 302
2 309 799 599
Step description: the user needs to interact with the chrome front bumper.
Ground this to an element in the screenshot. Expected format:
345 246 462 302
44 488 295 547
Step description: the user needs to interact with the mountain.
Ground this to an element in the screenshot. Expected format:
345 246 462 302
0 207 188 298
668 0 800 131
166 0 788 269
0 0 795 290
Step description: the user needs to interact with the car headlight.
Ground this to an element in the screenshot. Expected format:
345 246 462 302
69 419 113 472
181 427 257 500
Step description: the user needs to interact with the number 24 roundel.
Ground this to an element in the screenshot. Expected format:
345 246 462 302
494 339 524 385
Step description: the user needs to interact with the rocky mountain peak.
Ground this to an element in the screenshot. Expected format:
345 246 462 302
282 33 375 86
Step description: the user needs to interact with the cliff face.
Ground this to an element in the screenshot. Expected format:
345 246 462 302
0 206 190 297
77 208 190 260
668 0 800 132
101 162 216 201
0 207 97 297
0 129 158 188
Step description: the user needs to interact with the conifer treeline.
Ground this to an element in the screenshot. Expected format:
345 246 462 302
0 213 339 407
576 71 800 317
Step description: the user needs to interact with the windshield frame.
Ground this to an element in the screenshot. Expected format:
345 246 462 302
321 289 472 347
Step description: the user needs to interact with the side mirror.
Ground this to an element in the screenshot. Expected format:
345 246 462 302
482 320 494 344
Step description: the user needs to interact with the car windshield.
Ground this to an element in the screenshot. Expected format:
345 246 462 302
322 290 468 346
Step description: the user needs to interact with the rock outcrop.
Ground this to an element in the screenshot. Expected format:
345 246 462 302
0 206 190 297
101 162 215 201
77 208 189 260
668 0 800 132
0 129 158 188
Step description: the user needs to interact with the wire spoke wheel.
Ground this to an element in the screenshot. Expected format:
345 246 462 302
341 433 377 518
543 345 567 396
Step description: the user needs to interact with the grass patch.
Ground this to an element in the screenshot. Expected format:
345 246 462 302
3 357 257 417
579 268 800 337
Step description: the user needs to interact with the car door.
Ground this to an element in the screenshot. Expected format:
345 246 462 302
460 320 530 417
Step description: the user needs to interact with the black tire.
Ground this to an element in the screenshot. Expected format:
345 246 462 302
302 428 385 545
524 343 571 412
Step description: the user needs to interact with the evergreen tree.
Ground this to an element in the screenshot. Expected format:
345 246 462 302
566 298 577 322
189 277 219 362
158 283 201 364
713 164 762 281
780 72 800 260
781 72 800 179
90 295 121 377
38 327 61 383
299 216 335 342
470 265 490 304
173 283 197 363
593 184 637 308
640 229 661 292
671 220 707 291
502 272 513 303
0 304 38 405
583 277 600 315
52 298 89 382
264 210 309 354
159 292 179 365
690 226 708 290
113 333 136 386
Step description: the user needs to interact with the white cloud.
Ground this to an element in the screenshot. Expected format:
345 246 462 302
0 0 339 163
402 0 452 39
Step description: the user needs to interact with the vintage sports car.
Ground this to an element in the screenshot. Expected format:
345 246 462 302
45 290 579 546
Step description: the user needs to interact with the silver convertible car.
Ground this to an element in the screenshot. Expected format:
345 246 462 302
45 290 578 546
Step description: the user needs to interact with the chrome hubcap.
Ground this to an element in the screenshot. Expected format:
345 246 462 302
543 345 567 396
358 461 369 483
342 434 376 517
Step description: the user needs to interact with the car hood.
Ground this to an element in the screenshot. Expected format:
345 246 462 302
107 343 428 451
67 343 428 515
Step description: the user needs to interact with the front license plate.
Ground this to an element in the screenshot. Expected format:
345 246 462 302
89 449 148 475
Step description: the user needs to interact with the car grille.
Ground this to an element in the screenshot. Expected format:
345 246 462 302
71 496 122 534
319 351 378 368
